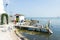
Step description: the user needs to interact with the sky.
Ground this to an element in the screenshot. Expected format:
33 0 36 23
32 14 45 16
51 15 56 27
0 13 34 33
4 0 60 17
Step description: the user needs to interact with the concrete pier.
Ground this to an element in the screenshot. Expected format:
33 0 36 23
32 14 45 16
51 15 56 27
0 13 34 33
0 24 21 40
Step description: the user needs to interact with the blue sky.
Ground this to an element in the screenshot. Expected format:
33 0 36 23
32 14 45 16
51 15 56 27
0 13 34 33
4 0 60 17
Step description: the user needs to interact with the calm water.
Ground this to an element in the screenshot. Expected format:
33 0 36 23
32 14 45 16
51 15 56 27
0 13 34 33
19 17 60 40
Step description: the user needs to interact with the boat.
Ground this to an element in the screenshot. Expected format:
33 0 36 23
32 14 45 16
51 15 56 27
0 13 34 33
15 20 53 34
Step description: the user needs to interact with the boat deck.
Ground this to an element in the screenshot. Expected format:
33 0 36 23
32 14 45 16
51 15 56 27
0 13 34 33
15 25 53 34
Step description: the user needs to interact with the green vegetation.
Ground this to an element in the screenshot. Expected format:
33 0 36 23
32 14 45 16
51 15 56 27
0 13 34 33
1 13 8 25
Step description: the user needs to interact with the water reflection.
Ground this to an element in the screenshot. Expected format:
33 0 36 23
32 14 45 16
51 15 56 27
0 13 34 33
19 29 52 40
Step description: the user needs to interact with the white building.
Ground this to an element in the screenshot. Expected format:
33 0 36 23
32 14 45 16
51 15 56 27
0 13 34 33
0 0 6 14
14 14 25 25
